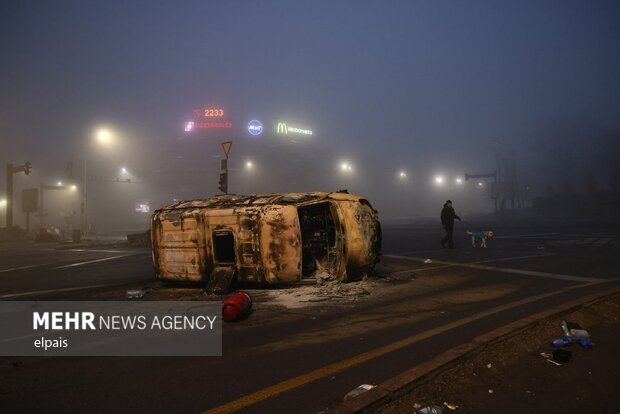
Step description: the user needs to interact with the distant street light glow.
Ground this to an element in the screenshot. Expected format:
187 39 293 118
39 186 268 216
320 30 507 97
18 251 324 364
399 171 407 178
245 161 253 169
455 178 463 184
435 176 444 185
340 162 353 172
69 185 77 191
0 199 6 207
478 182 484 187
96 128 113 145
121 167 127 174
57 181 63 186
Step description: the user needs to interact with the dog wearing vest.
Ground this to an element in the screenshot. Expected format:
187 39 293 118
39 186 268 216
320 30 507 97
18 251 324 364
466 230 494 248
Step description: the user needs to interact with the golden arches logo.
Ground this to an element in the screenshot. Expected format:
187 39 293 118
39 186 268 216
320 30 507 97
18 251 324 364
276 122 288 134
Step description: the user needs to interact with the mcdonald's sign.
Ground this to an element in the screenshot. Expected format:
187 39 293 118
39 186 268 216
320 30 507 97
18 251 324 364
276 122 312 136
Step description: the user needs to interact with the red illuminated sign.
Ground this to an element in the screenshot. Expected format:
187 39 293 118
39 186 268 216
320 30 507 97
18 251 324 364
194 122 232 129
194 108 225 118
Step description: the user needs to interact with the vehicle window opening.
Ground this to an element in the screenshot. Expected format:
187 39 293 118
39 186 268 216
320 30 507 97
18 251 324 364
213 231 235 264
298 203 337 277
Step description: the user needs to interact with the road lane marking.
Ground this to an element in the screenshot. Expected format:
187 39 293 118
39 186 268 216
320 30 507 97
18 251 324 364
475 253 555 264
493 233 560 239
384 255 601 282
0 283 128 299
385 254 555 277
55 255 131 269
202 280 611 414
64 249 133 253
388 264 455 276
0 264 44 273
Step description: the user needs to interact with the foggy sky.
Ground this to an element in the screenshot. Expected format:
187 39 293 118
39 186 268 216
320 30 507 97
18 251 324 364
1 1 619 229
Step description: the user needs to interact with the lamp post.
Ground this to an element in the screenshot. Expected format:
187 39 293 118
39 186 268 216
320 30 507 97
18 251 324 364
82 128 115 237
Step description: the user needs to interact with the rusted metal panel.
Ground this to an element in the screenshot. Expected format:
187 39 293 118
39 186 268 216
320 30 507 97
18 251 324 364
150 192 381 289
336 199 381 281
260 205 301 284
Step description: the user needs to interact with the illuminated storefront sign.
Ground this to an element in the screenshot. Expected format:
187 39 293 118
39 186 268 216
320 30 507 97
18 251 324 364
193 108 225 118
247 120 263 136
185 104 232 132
276 122 313 136
184 121 232 131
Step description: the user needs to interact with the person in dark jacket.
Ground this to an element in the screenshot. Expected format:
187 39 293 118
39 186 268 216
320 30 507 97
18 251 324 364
440 200 461 248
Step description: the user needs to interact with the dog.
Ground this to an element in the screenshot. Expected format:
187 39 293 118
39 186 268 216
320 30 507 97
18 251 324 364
466 230 494 248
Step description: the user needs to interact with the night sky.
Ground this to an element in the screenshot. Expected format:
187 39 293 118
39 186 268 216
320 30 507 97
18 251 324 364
1 1 619 228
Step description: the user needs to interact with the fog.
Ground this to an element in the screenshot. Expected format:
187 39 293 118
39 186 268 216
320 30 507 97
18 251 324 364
1 1 619 232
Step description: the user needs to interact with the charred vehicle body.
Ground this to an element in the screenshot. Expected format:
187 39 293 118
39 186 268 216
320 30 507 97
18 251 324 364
151 192 381 291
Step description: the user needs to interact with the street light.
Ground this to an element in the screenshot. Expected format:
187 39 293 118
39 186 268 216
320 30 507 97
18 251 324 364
120 167 128 174
434 176 444 185
82 126 117 236
0 199 6 208
455 177 463 184
399 171 407 179
478 182 484 187
245 161 253 169
57 181 63 186
69 185 77 191
96 128 113 146
340 162 353 172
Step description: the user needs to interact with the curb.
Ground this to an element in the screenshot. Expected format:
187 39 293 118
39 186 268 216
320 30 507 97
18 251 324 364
333 284 620 414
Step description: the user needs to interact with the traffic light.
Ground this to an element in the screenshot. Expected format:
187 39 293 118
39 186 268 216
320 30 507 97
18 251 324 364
24 161 32 175
218 172 228 194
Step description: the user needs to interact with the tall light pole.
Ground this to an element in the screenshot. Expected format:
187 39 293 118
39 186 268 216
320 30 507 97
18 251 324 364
82 127 115 237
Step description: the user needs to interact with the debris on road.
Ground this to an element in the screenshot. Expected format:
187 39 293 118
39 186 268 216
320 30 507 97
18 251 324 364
222 291 253 322
486 363 492 369
551 335 573 348
546 358 562 366
552 349 572 362
344 384 376 400
126 289 146 300
416 405 445 414
424 259 433 264
443 401 459 410
552 320 595 349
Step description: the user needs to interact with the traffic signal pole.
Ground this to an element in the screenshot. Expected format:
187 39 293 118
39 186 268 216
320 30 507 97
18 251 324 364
219 141 232 194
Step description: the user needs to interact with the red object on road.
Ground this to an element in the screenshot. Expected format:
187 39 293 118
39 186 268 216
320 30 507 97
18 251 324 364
222 291 252 322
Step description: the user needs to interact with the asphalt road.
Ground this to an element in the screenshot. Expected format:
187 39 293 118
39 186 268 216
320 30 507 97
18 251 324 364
1 218 619 413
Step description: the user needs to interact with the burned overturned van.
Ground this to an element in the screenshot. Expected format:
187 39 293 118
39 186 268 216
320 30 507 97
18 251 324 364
150 192 381 292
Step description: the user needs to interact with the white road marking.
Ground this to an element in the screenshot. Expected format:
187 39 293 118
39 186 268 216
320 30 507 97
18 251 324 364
388 264 455 276
0 264 44 273
55 255 130 269
384 255 602 282
386 254 555 276
0 283 125 299
475 253 556 264
64 249 129 253
493 233 561 239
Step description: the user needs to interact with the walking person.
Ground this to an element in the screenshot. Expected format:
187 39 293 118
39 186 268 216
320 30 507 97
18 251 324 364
440 200 461 248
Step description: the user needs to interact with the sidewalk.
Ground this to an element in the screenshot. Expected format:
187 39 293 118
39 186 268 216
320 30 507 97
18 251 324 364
377 294 620 413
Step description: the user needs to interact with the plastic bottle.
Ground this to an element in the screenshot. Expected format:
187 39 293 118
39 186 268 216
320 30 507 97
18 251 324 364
551 336 573 348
